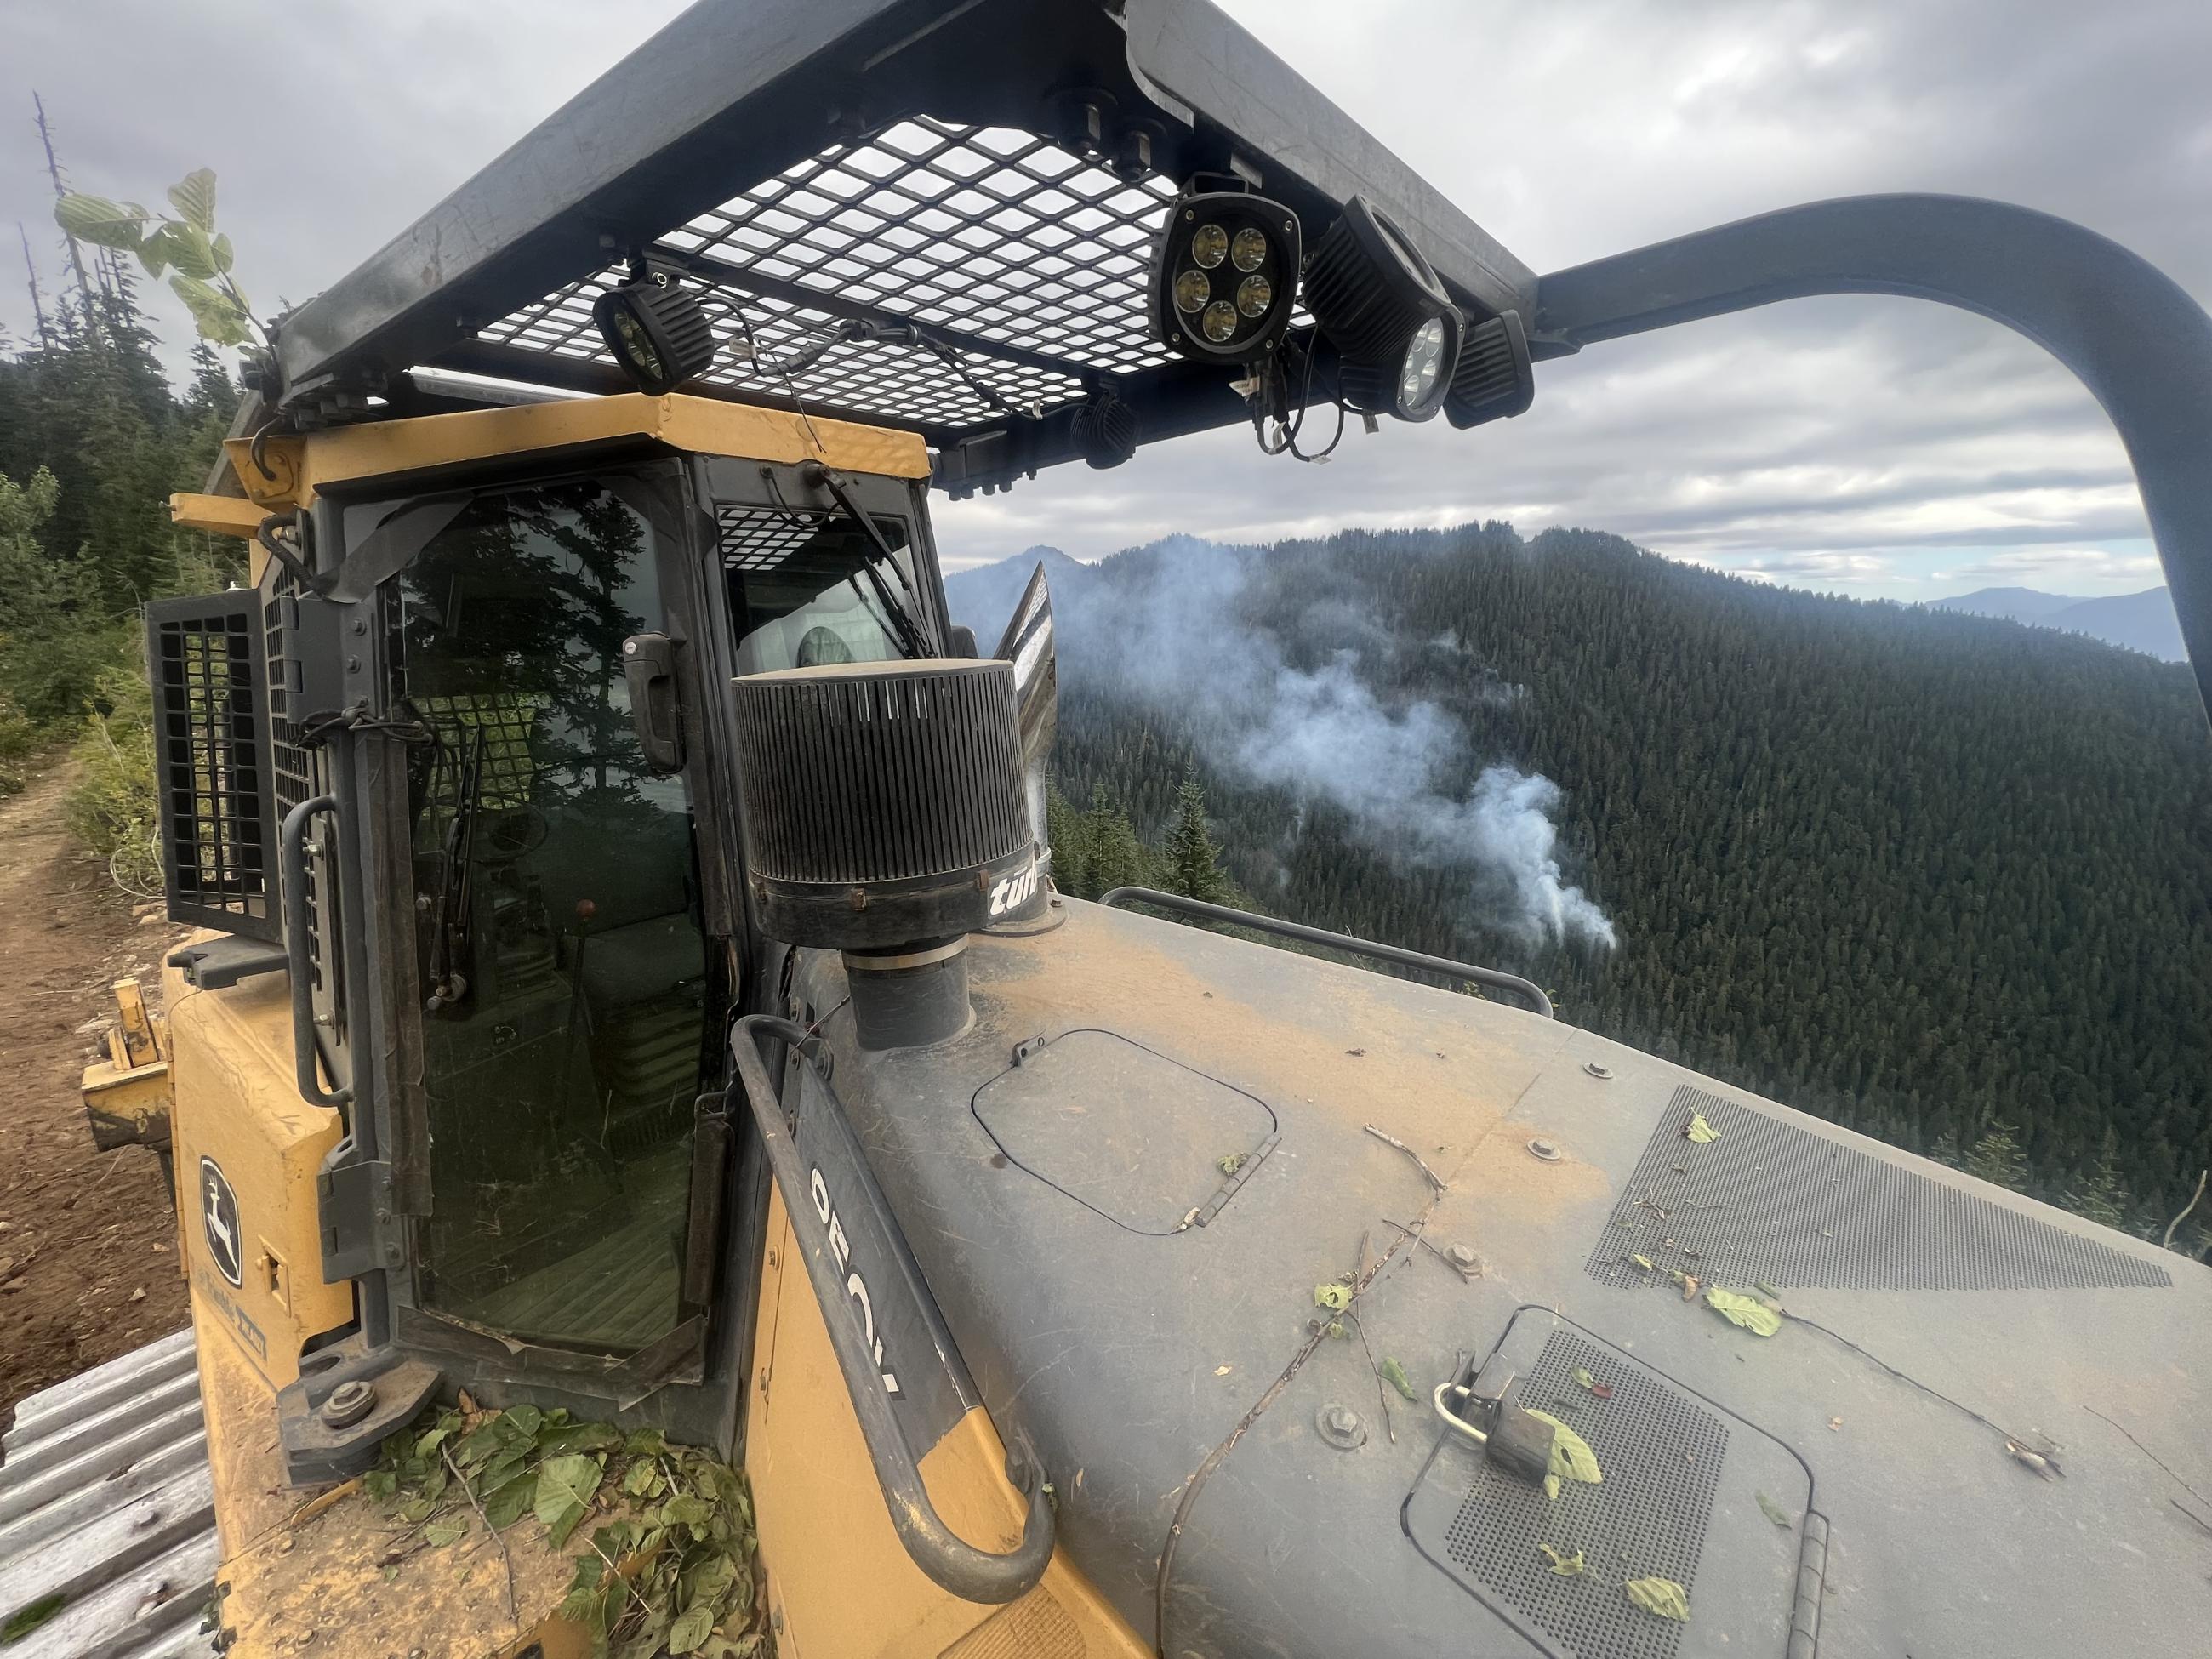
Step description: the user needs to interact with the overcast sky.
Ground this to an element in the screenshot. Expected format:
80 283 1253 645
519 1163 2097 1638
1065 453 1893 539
7 0 2206 598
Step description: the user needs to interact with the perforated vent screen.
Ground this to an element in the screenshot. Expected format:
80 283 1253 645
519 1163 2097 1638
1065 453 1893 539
1588 1087 2171 1291
146 590 279 943
1445 1333 1725 1659
476 116 1180 432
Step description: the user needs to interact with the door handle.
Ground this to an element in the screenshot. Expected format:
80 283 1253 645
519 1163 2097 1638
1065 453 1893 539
281 795 351 1109
622 631 685 772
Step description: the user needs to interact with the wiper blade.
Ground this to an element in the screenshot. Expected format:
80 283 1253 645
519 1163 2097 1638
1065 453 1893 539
804 462 932 660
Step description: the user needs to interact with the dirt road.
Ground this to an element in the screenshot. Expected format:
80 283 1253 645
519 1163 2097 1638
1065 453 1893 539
0 761 191 1430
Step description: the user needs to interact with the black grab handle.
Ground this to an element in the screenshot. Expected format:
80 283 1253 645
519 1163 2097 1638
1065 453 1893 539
1099 887 1554 1018
727 1015 1056 1604
280 795 351 1109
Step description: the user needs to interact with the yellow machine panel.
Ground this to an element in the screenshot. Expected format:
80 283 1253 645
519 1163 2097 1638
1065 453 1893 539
745 1188 1149 1659
165 960 354 1390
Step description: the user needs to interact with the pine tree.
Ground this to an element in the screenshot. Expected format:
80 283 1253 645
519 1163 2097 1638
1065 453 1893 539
2062 1132 2133 1229
1162 767 1230 904
1083 784 1149 898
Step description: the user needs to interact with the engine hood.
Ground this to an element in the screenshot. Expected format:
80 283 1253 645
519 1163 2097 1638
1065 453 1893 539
791 897 2207 1657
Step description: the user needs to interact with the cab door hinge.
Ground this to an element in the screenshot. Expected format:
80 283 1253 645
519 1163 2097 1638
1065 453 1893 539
317 1144 396 1281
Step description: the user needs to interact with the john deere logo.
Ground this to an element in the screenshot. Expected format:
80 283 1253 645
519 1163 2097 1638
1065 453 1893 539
200 1157 243 1287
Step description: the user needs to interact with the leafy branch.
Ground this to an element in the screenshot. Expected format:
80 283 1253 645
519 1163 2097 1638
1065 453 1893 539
364 1402 769 1657
54 168 264 349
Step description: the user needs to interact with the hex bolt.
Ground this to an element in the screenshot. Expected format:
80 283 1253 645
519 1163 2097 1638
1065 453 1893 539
320 1377 377 1428
1583 1061 1614 1080
1447 1243 1481 1272
1315 1403 1366 1449
1527 1137 1563 1162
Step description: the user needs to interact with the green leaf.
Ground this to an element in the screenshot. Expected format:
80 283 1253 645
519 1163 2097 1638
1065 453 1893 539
1542 1473 1561 1502
396 1496 436 1525
668 1605 715 1654
624 1459 664 1497
167 168 217 231
483 1469 537 1529
1379 1357 1417 1401
1538 1543 1586 1576
556 1584 610 1630
536 1454 604 1548
624 1428 670 1458
415 1426 452 1459
379 1564 399 1583
209 231 234 274
1572 1367 1595 1390
1625 1576 1691 1622
1685 1113 1719 1143
501 1404 544 1441
539 1422 623 1457
1314 1283 1352 1311
425 1519 467 1548
1705 1286 1784 1337
658 1493 713 1531
453 1423 505 1467
161 224 221 280
1524 1410 1603 1485
168 274 250 347
681 1551 739 1611
1628 1254 1655 1271
363 1468 397 1501
1756 1491 1794 1528
54 194 145 249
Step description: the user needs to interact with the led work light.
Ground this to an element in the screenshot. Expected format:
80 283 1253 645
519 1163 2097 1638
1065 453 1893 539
1151 190 1301 365
594 259 717 395
1302 197 1464 422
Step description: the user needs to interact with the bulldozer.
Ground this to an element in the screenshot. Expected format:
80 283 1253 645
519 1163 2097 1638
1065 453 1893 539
9 1 2210 1655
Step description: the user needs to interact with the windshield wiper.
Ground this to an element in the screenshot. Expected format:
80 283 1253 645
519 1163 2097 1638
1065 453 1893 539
802 462 933 660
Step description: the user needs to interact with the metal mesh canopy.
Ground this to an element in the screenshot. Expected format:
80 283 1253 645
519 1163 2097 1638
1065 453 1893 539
477 116 1180 434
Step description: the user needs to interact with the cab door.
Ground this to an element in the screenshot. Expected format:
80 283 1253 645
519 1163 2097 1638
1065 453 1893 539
385 468 730 1364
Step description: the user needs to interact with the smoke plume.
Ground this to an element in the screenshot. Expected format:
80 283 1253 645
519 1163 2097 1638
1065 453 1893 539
958 533 1616 949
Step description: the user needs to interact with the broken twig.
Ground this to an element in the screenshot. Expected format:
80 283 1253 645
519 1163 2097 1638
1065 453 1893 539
2162 1168 2207 1250
442 1444 516 1624
1363 1124 1447 1193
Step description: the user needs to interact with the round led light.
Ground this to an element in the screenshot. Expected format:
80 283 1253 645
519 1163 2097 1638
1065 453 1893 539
611 307 666 384
1173 269 1211 314
1230 227 1268 272
1236 274 1273 318
1201 300 1239 343
1190 224 1229 268
1398 315 1448 410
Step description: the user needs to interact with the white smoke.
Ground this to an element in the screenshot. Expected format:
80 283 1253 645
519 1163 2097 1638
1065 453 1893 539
979 533 1616 949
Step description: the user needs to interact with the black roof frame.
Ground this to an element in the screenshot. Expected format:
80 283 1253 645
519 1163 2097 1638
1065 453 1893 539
272 0 2212 710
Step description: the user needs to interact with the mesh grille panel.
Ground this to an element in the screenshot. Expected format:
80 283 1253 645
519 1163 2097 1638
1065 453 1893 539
1588 1086 2171 1291
1444 1334 1725 1659
478 116 1180 431
716 504 835 573
147 592 278 941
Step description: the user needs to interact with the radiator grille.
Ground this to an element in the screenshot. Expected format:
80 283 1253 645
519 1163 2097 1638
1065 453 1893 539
147 591 279 942
1587 1086 2171 1291
1444 1333 1725 1659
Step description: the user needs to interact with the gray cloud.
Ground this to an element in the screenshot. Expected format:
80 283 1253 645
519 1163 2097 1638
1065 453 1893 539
8 0 2205 601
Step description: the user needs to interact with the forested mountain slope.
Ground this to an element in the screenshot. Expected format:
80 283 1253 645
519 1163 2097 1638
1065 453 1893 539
949 526 2212 1235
